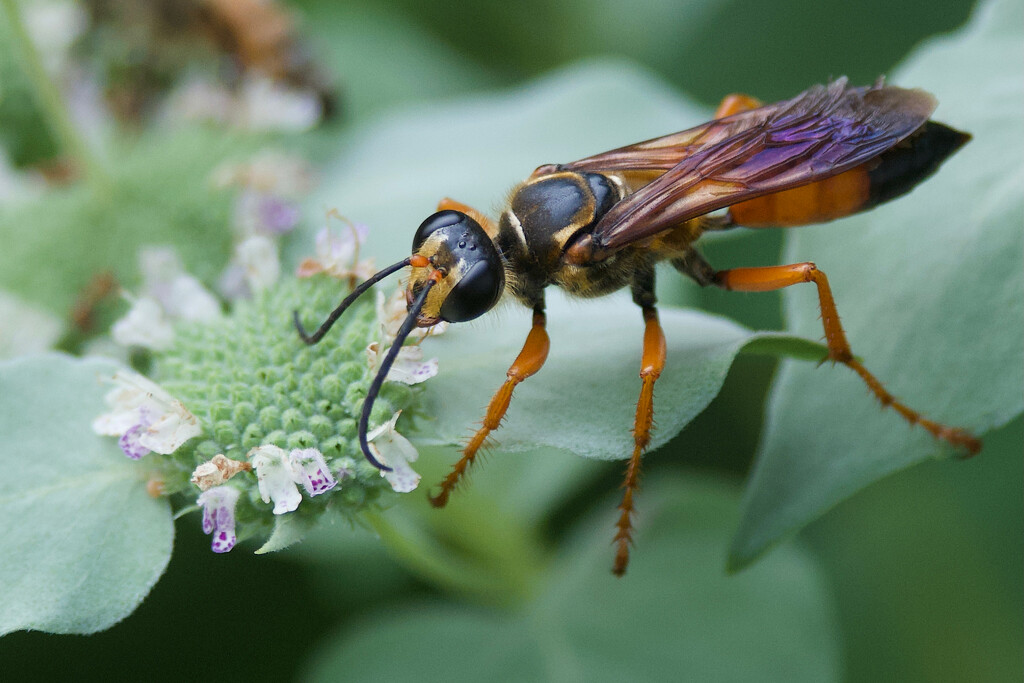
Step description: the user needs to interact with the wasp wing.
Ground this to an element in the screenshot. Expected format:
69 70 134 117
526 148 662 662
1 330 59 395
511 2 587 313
564 79 937 253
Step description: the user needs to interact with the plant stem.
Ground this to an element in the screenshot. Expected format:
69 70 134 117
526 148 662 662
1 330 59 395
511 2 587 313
0 0 108 185
364 509 530 605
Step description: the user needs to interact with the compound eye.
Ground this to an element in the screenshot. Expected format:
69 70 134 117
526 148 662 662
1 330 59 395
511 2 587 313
439 259 503 323
412 210 467 252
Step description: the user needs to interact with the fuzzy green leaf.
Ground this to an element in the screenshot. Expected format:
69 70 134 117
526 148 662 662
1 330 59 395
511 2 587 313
731 0 1024 568
419 290 820 461
0 354 173 635
297 59 709 268
304 477 841 682
0 128 256 318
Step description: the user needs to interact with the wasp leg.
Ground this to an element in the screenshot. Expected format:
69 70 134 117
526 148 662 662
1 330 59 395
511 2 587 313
436 198 497 238
428 306 550 507
712 263 981 454
714 93 763 118
613 303 666 577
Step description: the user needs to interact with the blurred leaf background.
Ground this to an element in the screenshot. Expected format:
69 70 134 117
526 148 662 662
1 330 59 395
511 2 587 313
0 0 1020 681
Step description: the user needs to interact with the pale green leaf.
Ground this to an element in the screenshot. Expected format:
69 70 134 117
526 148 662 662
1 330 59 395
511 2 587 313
731 0 1024 568
304 477 840 682
295 59 709 268
419 290 818 461
0 289 63 358
255 511 321 555
0 354 173 635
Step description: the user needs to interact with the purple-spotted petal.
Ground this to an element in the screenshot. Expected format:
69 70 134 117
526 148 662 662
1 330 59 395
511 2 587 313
289 448 337 496
197 486 241 553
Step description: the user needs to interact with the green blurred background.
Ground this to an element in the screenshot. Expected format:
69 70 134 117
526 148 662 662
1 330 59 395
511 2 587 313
1 0 1019 680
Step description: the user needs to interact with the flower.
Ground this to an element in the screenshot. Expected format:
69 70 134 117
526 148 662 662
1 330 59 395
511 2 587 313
110 296 175 350
237 75 323 133
376 288 449 343
138 247 221 323
163 76 324 133
110 247 221 350
367 412 421 493
93 371 201 458
366 341 438 385
198 486 241 553
296 217 376 282
249 445 302 514
191 454 252 491
234 235 281 294
289 448 337 496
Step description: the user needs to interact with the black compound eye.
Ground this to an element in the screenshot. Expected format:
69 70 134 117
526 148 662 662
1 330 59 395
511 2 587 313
412 210 466 252
439 259 503 323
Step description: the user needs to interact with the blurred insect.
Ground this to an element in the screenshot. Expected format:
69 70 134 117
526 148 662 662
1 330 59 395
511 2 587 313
296 78 980 576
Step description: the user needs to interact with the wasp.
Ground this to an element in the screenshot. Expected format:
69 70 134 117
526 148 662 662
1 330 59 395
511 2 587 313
296 78 980 576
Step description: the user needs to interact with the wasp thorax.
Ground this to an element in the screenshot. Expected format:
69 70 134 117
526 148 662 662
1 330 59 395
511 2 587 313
408 210 505 325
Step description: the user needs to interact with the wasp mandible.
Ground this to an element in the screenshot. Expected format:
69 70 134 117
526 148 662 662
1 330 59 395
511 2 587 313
296 78 980 576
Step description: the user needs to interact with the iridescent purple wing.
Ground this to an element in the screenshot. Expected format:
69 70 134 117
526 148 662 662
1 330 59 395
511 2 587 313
564 79 937 253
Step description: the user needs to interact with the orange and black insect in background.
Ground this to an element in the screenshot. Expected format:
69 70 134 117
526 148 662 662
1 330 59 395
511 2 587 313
297 78 979 576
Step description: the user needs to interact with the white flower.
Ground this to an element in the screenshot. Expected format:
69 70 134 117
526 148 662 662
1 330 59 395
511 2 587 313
249 445 302 514
376 288 448 344
367 412 420 493
198 486 241 553
237 75 322 133
289 448 337 496
111 296 175 350
139 247 221 322
191 454 252 491
93 371 202 458
212 151 313 198
110 247 221 350
25 1 87 74
235 235 281 294
296 222 376 282
366 341 438 385
162 77 323 133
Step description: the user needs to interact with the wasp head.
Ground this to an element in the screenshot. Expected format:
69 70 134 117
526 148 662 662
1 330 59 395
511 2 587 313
407 210 505 326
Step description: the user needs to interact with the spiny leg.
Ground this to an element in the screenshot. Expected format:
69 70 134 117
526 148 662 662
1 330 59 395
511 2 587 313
613 304 666 577
428 305 550 507
712 262 981 454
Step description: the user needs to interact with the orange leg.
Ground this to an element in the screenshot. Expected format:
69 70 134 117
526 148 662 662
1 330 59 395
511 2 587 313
613 306 667 577
436 198 497 238
429 309 550 507
714 93 763 119
714 263 981 454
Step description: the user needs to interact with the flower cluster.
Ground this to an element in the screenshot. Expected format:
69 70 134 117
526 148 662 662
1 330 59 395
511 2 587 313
212 152 314 300
94 200 443 553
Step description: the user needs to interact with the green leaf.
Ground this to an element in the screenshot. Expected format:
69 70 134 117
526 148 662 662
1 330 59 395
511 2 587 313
419 290 819 461
255 511 321 555
290 2 495 123
295 59 709 268
0 289 63 358
0 127 255 317
730 0 1024 568
0 354 174 635
304 477 841 682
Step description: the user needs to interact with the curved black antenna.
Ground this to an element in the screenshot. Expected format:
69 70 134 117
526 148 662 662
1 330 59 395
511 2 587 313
294 257 412 345
358 277 437 471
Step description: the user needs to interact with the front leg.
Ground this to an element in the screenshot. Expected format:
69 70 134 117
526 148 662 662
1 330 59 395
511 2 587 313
429 303 550 507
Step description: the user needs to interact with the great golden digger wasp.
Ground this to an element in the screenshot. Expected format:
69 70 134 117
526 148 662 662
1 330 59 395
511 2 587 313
296 78 980 576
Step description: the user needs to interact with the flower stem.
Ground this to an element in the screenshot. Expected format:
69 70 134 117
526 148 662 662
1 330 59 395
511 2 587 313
364 509 534 605
0 0 109 185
